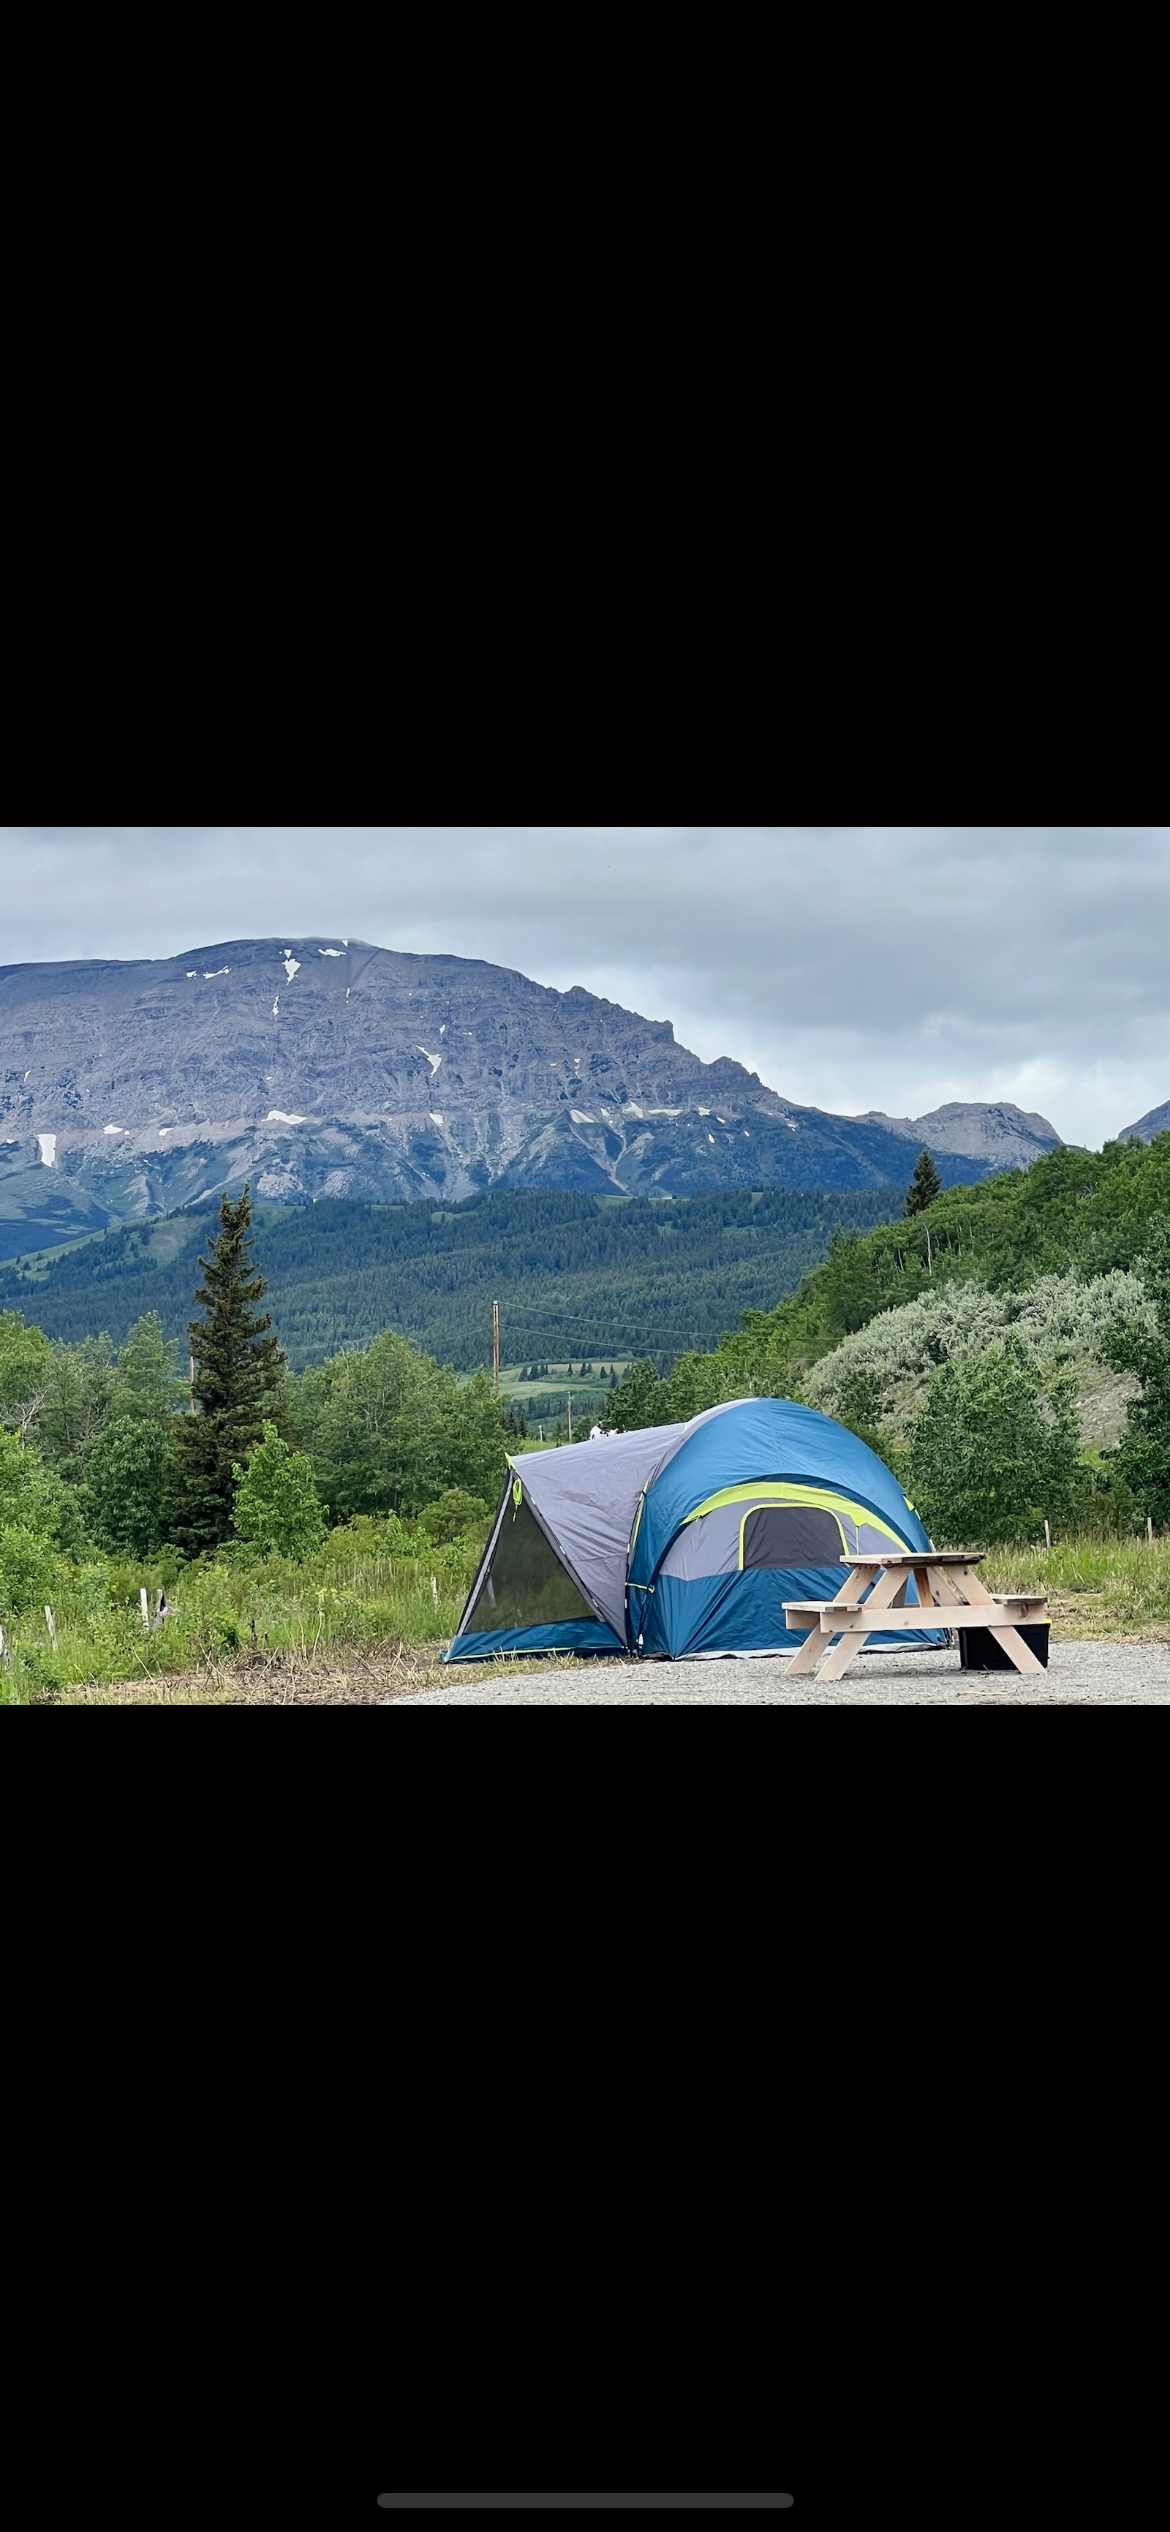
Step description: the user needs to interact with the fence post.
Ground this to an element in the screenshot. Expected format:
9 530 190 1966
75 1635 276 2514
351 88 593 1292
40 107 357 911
44 1605 57 1648
430 1575 439 1608
1148 1517 1154 1545
1044 1521 1051 1551
140 1587 150 1629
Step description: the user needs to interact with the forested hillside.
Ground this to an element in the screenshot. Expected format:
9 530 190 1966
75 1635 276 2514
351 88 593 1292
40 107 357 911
607 1136 1170 1424
0 1183 906 1371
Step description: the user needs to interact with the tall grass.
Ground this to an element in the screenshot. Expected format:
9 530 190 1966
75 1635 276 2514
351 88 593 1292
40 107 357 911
0 1527 484 1704
9 1523 1170 1702
982 1535 1170 1631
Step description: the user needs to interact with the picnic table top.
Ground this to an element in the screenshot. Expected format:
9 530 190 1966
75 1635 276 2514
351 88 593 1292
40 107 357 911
844 1550 985 1566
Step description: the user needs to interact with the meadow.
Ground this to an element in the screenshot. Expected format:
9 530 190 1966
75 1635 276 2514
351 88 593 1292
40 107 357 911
8 1524 1170 1705
0 1520 485 1705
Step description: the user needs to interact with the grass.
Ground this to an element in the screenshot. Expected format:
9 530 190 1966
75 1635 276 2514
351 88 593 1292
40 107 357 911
10 1523 1170 1704
982 1535 1170 1638
0 1524 486 1705
37 1643 605 1705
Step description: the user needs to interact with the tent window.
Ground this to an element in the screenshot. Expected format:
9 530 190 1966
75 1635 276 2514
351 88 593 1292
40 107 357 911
741 1504 843 1568
463 1497 593 1633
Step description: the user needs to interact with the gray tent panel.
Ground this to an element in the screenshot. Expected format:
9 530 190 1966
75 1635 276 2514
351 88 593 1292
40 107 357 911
510 1418 700 1648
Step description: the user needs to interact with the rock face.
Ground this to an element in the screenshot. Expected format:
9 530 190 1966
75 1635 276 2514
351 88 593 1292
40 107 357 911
1117 1100 1170 1144
0 937 1062 1253
853 1101 1060 1167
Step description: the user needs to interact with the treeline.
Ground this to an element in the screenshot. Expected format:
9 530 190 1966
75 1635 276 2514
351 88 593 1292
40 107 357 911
604 1135 1170 1545
1 1196 523 1642
0 1183 907 1370
604 1137 1170 1417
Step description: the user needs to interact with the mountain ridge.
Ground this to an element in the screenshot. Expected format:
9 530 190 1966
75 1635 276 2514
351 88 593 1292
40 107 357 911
0 937 1064 1254
1118 1100 1170 1144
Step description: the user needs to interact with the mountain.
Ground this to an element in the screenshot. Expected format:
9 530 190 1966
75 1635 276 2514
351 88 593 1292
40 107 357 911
851 1101 1060 1167
0 938 1062 1256
1118 1100 1170 1144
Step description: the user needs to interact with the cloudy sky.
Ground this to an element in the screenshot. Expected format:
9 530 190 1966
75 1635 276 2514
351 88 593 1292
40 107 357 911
1 826 1165 1147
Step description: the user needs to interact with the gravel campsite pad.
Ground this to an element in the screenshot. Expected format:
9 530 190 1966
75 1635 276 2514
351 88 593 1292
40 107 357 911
38 1639 1170 1703
382 1641 1170 1705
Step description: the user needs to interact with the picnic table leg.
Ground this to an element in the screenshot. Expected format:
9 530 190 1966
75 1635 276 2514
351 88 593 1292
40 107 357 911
787 1575 857 1673
948 1573 1047 1676
942 1569 1053 1671
808 1568 905 1683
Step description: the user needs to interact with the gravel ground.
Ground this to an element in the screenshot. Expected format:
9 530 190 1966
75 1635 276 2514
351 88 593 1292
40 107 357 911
383 1641 1170 1705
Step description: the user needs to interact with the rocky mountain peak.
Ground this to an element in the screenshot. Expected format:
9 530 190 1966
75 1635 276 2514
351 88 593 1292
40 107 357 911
0 938 1065 1255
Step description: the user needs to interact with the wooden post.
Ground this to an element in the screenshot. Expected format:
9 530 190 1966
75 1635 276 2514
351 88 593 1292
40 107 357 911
492 1301 500 1395
44 1605 57 1648
430 1575 439 1607
1148 1516 1154 1544
567 1392 573 1443
1044 1521 1051 1551
140 1587 150 1629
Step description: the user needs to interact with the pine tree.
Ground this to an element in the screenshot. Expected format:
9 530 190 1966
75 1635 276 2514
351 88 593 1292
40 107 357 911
166 1188 286 1554
905 1149 943 1216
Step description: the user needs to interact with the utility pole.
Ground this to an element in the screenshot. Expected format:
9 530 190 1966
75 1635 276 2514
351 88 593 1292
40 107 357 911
567 1392 573 1443
492 1301 500 1395
189 1353 197 1414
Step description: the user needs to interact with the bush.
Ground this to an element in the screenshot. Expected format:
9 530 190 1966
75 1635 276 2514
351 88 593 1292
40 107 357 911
85 1415 175 1556
802 1270 1150 1418
905 1337 1086 1547
293 1330 513 1519
0 1522 57 1618
232 1422 326 1560
415 1488 493 1544
1104 1216 1170 1528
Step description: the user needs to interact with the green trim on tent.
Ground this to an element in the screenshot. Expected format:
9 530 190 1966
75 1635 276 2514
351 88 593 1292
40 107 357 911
682 1478 908 1542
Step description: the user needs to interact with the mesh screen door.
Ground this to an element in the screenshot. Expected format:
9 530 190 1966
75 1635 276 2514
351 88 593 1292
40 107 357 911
464 1496 594 1632
740 1504 843 1568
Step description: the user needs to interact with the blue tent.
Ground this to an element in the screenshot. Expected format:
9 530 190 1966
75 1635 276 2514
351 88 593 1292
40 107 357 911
444 1397 945 1662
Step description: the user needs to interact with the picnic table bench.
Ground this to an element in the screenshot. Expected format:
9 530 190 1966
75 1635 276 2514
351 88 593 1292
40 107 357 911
783 1551 1049 1682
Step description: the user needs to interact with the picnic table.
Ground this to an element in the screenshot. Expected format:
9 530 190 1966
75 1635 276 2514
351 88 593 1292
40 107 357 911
783 1552 1048 1682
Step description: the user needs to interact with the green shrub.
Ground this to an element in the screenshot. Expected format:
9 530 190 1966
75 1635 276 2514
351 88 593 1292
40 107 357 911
415 1488 493 1544
0 1522 57 1617
906 1337 1086 1547
85 1415 175 1555
232 1422 326 1560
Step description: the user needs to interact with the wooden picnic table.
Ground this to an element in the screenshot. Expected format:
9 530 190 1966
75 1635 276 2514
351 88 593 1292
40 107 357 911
783 1551 1048 1682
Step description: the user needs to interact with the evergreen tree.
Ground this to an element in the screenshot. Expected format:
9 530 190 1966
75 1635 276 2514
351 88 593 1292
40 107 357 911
167 1189 286 1554
905 1149 943 1216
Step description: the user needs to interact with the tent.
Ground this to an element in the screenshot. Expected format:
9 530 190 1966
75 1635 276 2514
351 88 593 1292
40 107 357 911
444 1397 946 1663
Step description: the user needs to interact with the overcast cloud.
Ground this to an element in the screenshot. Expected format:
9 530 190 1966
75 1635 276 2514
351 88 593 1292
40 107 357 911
1 826 1166 1148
